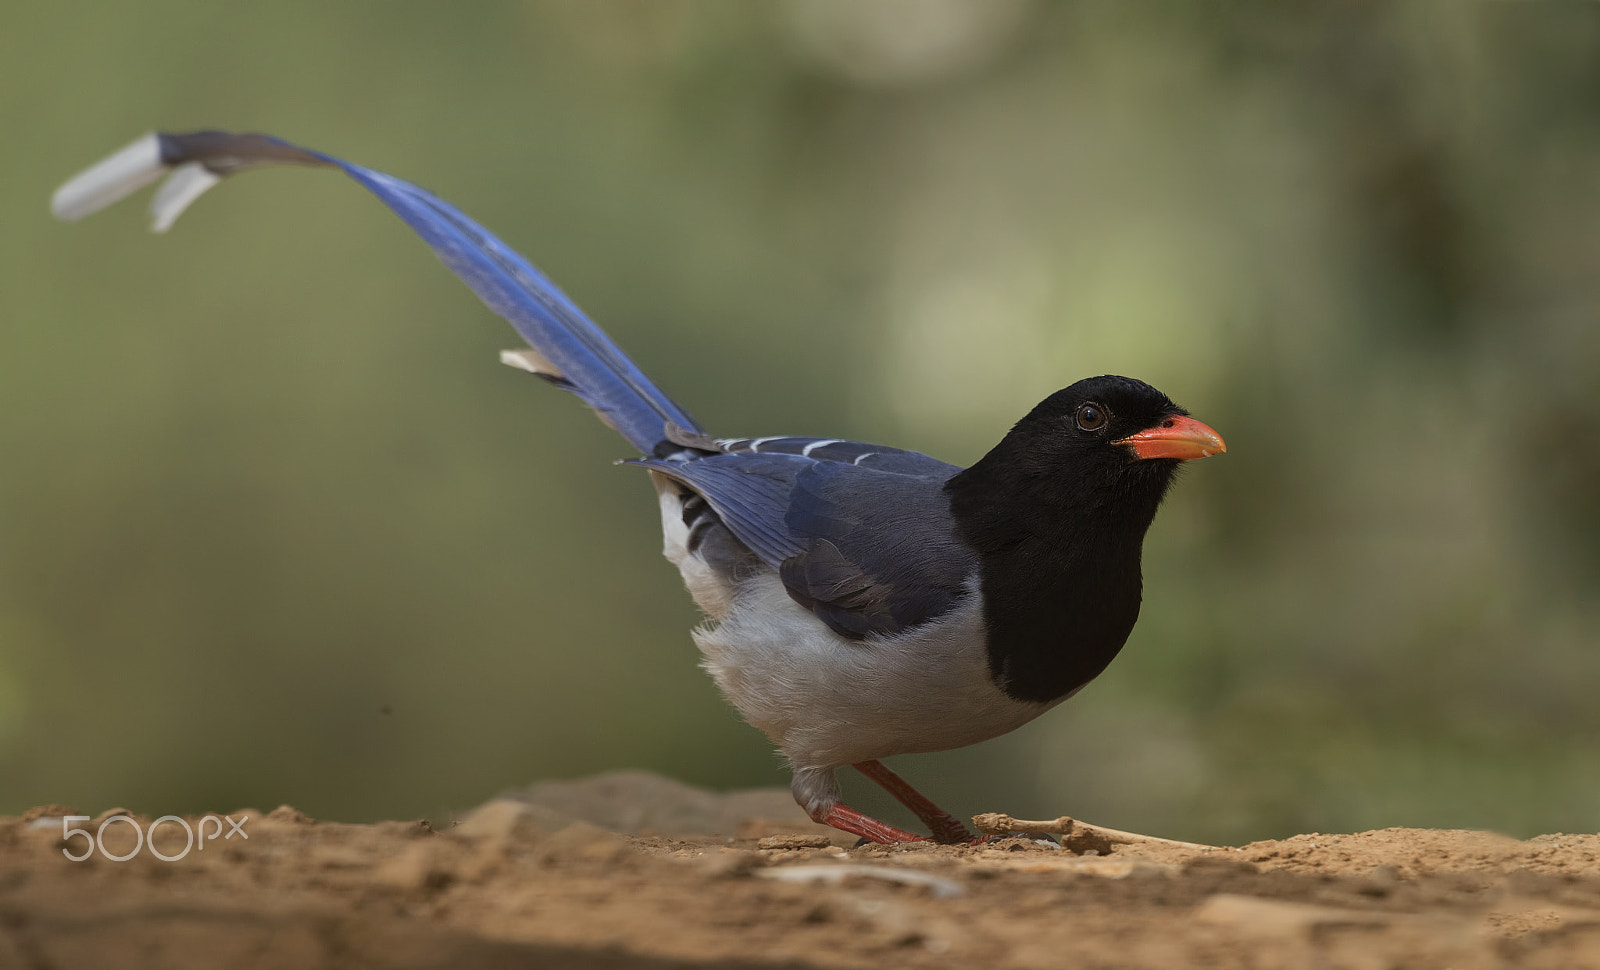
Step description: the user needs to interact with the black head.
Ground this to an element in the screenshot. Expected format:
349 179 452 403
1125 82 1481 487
949 376 1225 530
1022 374 1190 461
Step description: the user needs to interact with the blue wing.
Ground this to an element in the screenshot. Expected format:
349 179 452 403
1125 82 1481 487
636 438 975 639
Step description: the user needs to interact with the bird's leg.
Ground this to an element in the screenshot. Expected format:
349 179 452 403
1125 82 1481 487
814 804 934 845
852 759 976 844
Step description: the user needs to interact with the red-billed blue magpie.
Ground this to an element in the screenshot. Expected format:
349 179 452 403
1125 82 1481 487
53 132 1226 845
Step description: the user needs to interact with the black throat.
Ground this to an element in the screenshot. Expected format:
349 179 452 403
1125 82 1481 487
945 439 1178 704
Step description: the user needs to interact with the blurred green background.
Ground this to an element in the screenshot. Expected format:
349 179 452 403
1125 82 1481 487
4 1 1598 844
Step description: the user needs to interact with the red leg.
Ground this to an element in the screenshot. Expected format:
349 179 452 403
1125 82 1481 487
817 804 933 845
852 760 976 844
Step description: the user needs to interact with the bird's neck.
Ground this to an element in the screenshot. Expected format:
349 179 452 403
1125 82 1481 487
946 448 1174 703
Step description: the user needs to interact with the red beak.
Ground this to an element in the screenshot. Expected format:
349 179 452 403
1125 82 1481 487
1114 415 1227 461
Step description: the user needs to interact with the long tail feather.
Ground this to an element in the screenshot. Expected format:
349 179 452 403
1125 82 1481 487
53 131 704 455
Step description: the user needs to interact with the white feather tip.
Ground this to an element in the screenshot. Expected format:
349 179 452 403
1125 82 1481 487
51 134 167 222
499 348 564 379
149 163 223 233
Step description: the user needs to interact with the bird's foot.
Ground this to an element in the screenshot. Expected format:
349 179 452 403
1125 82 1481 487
817 804 934 845
929 817 979 844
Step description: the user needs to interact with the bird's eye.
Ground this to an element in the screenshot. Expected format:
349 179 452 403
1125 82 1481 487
1075 403 1107 431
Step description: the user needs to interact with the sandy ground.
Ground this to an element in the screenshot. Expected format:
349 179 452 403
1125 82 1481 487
4 771 1599 969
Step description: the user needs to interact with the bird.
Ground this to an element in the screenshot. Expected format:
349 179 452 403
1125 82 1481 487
53 131 1226 845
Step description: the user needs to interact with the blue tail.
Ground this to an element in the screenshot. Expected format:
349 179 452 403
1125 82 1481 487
52 131 703 456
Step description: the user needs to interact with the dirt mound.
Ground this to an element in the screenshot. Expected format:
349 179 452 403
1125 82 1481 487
4 773 1599 969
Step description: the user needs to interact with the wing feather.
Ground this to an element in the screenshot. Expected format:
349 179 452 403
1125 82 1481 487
634 447 974 639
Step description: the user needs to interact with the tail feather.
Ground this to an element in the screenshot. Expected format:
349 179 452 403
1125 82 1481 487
52 131 704 455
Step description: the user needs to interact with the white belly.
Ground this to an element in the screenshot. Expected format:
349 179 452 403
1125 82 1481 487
693 574 1058 770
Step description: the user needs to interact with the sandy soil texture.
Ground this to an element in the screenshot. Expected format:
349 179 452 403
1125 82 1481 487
3 771 1598 969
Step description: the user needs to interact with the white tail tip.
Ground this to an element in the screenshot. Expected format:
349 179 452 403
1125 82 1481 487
149 163 223 233
499 348 565 380
52 133 166 222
